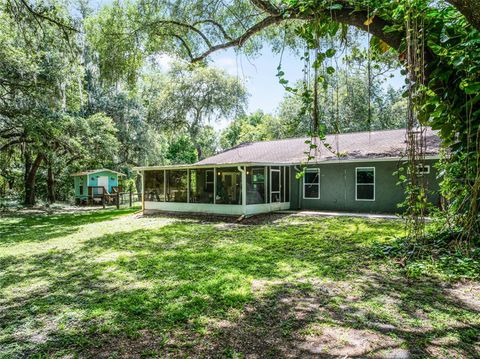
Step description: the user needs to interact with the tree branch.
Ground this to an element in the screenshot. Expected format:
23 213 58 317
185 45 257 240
193 19 233 40
15 0 78 33
142 19 213 48
192 14 284 62
188 1 404 63
172 34 195 61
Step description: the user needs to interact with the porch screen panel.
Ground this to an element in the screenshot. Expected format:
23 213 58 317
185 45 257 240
189 169 214 203
144 170 165 201
246 167 266 204
166 170 187 202
216 168 241 204
271 167 281 203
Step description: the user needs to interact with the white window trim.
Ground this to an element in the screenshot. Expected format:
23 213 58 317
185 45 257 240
303 168 320 200
417 164 430 175
355 167 375 201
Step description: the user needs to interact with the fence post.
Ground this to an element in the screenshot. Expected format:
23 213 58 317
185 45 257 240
102 194 105 209
129 190 132 207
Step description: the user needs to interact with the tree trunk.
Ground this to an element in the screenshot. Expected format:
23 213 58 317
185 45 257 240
24 153 44 206
195 144 203 161
47 163 55 204
446 0 480 30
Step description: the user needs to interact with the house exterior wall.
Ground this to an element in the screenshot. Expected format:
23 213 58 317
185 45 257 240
85 170 119 193
290 159 440 213
74 175 88 199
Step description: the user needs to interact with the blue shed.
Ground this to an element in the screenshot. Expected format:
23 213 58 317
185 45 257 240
72 169 126 204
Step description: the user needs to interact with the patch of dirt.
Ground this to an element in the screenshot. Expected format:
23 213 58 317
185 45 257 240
141 211 291 226
446 281 480 311
295 326 399 357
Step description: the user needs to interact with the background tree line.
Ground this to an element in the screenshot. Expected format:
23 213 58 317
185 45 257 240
0 0 407 207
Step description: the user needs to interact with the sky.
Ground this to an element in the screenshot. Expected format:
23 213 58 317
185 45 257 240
91 0 405 128
208 46 405 116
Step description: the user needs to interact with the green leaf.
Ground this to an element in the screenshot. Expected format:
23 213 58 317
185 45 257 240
326 3 343 10
325 48 336 57
464 83 480 95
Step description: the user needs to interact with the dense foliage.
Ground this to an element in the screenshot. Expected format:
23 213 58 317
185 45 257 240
0 2 247 205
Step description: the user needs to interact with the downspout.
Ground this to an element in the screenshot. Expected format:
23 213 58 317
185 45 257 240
294 166 302 210
238 166 247 215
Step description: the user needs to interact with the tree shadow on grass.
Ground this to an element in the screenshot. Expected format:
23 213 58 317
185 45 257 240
0 208 138 245
201 276 480 358
0 217 477 358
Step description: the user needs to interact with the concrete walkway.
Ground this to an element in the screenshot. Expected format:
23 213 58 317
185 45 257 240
277 210 403 220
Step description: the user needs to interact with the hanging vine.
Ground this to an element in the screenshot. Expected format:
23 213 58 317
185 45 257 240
402 0 429 242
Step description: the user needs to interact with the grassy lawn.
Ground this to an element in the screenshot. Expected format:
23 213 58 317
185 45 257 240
0 209 478 358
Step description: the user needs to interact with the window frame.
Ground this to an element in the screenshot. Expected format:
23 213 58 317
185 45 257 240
416 164 430 176
303 168 320 200
355 167 375 202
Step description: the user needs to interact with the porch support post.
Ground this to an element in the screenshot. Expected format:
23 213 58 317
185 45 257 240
238 165 247 215
140 170 145 214
163 170 166 202
187 169 190 203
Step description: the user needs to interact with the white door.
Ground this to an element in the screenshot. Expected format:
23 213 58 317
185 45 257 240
97 176 109 193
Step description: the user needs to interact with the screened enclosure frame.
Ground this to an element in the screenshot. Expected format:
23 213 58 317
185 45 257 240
139 163 292 215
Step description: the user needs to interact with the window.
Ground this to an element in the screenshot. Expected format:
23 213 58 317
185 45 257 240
356 167 375 201
417 164 430 175
303 168 320 199
79 185 83 195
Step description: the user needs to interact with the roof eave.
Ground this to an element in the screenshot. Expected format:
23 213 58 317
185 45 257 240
133 155 440 171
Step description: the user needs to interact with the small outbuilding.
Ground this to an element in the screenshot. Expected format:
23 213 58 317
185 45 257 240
72 169 126 205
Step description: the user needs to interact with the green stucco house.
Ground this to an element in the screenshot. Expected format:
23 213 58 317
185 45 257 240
72 169 125 204
134 128 441 215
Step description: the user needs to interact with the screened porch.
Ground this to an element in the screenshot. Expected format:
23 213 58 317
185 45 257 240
140 165 291 215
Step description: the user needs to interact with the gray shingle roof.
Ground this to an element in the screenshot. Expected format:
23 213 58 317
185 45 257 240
195 128 441 165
